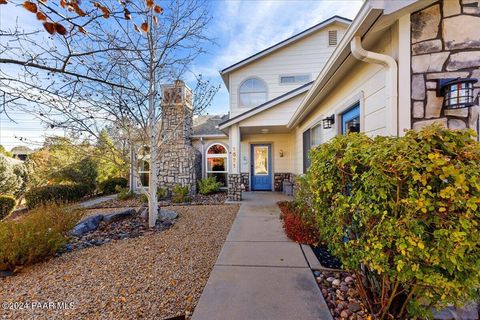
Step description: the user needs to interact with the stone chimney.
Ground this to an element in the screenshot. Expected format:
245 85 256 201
157 80 201 195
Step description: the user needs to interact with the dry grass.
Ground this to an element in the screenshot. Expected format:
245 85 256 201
0 204 239 319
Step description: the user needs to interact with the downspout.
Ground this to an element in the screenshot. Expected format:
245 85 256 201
200 137 205 179
350 36 398 136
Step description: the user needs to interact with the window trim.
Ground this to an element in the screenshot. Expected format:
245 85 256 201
279 73 311 85
205 142 229 187
334 92 365 136
238 77 268 108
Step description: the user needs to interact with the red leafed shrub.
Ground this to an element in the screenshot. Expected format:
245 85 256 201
278 201 319 245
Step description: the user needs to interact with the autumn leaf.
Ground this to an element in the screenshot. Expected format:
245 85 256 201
78 26 87 34
0 0 7 5
22 1 37 13
100 6 110 18
43 22 55 35
54 23 67 35
146 0 154 8
154 5 163 14
70 3 86 16
141 22 149 32
60 0 67 8
124 8 131 20
153 15 158 25
36 11 47 21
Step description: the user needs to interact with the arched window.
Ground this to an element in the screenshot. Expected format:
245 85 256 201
239 78 267 108
206 143 228 186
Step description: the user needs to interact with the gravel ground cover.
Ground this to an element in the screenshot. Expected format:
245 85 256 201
0 204 239 320
311 245 342 269
314 270 369 320
92 192 227 209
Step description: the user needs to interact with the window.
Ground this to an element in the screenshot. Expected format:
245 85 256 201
341 104 360 135
206 143 228 187
239 78 267 108
280 74 310 84
302 122 323 173
328 30 337 46
137 146 150 187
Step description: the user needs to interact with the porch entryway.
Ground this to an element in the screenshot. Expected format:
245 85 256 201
250 144 272 191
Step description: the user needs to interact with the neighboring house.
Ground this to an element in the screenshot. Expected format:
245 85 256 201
133 0 480 200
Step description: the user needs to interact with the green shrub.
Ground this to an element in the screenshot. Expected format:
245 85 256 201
53 157 98 193
100 177 128 195
115 186 136 201
139 193 148 203
157 187 167 200
25 184 91 208
198 177 222 195
296 124 480 318
172 185 190 203
0 195 16 220
0 204 84 271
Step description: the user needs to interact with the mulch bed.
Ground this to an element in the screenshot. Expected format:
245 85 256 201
0 204 239 320
314 270 369 320
92 192 227 209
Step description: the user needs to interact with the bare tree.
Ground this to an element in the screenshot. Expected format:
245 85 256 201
1 0 218 227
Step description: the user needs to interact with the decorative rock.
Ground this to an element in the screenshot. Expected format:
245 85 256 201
443 0 461 17
159 209 178 221
344 276 354 284
412 39 442 55
70 215 103 237
103 209 136 223
427 71 469 80
340 284 349 292
445 108 469 117
332 279 341 286
314 271 321 277
413 118 448 130
414 99 425 117
348 302 362 313
412 75 425 100
446 51 480 71
448 119 467 130
425 90 443 118
411 4 440 43
340 309 352 318
443 15 480 50
326 277 335 282
0 270 14 278
412 53 450 73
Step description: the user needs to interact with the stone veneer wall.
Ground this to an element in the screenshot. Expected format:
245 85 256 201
410 0 480 134
240 173 249 192
274 173 292 192
227 174 242 201
157 83 201 195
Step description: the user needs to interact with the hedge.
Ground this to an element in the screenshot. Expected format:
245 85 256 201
0 195 16 220
296 124 480 318
25 184 92 208
99 177 128 195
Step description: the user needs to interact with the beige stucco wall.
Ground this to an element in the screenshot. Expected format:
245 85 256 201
292 26 398 175
239 133 294 174
228 23 348 117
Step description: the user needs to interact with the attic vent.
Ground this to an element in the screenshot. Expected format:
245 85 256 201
328 30 337 46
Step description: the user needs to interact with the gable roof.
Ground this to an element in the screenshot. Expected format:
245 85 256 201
220 15 351 87
218 81 313 130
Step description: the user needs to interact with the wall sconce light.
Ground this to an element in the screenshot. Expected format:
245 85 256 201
279 149 284 157
322 115 335 129
437 78 478 109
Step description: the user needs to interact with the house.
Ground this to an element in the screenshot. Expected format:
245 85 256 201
134 0 479 200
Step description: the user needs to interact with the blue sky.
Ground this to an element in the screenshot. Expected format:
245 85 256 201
0 0 362 150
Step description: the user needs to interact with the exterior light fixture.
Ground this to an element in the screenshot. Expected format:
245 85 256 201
322 115 335 129
279 149 284 157
437 78 478 109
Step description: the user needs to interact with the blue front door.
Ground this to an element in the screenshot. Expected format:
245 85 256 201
341 104 360 135
251 144 272 191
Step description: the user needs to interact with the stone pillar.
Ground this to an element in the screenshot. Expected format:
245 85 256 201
228 124 242 200
227 174 242 201
410 1 480 137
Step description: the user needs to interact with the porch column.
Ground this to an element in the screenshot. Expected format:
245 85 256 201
227 124 242 201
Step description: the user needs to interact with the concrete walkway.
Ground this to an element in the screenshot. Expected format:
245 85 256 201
78 194 118 208
193 192 332 320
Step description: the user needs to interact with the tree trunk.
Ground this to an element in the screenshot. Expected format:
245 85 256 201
148 153 158 228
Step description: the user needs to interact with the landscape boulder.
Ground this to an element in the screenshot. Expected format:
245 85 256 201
103 209 136 223
159 209 178 221
70 214 103 237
